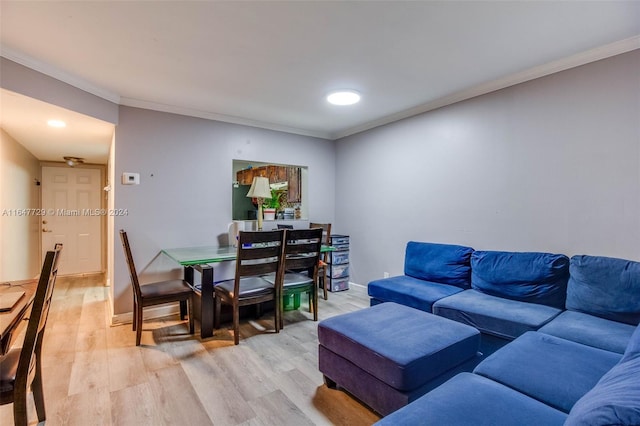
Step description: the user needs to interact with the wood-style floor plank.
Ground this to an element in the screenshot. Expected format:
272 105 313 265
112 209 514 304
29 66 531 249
146 364 214 426
3 276 381 425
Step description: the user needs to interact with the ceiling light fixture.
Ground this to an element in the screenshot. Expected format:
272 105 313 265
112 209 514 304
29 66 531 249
63 156 84 167
47 119 66 128
327 90 361 106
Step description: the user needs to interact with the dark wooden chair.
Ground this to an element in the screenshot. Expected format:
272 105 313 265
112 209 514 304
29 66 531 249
310 222 332 300
119 230 194 346
266 228 323 329
0 244 62 426
214 230 285 345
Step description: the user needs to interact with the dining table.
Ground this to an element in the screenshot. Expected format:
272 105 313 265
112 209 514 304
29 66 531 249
162 244 333 338
0 279 37 355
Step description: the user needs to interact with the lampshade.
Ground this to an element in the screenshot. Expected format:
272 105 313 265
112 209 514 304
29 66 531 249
246 176 272 199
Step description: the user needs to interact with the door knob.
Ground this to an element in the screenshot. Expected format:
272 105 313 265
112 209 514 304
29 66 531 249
42 228 53 233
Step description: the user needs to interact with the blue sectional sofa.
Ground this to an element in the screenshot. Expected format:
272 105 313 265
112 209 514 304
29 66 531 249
364 242 640 424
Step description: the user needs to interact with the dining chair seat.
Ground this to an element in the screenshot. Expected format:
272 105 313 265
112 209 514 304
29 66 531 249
139 280 193 300
215 277 275 298
264 272 314 289
0 349 20 397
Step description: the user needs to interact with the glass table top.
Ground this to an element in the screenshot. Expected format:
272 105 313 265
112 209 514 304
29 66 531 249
162 244 334 266
162 245 238 265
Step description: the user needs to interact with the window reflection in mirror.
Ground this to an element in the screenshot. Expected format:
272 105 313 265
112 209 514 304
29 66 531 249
232 160 308 221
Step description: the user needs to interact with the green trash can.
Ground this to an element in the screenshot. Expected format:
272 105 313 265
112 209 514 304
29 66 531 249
283 293 301 311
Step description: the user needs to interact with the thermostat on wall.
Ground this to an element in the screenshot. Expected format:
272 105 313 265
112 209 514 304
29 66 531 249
121 172 140 185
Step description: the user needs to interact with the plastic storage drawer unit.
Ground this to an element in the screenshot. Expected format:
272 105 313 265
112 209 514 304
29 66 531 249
327 235 350 292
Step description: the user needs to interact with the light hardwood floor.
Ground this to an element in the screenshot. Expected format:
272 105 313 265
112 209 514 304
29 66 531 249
1 275 381 426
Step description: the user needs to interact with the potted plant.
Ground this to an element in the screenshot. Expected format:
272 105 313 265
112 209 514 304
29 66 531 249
263 189 280 221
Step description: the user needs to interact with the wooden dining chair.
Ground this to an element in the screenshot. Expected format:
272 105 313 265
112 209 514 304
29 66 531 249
265 228 323 329
119 230 194 346
310 222 332 300
214 230 285 345
0 244 62 426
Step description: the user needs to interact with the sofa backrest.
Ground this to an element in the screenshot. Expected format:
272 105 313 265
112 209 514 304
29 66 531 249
404 242 474 289
564 323 640 425
566 255 640 325
470 251 570 308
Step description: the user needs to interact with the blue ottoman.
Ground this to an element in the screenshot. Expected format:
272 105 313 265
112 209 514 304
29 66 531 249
318 302 480 415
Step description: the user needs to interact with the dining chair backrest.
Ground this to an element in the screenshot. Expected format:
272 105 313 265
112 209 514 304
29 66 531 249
15 245 62 400
234 230 286 292
282 228 323 273
119 230 142 302
309 223 331 247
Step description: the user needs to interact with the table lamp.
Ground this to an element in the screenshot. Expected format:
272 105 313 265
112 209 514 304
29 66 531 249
246 176 272 230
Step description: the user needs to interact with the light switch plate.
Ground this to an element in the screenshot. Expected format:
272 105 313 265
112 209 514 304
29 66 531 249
121 172 140 185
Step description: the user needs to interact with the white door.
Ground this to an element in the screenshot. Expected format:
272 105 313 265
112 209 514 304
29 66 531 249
41 166 102 275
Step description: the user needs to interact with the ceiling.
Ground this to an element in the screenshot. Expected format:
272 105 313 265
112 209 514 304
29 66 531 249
0 89 115 164
1 1 639 163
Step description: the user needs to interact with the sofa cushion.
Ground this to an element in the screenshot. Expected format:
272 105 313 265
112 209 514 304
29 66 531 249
404 242 474 288
566 254 640 325
367 275 464 312
474 332 621 413
538 310 637 354
374 373 568 426
565 352 640 425
432 289 562 340
470 251 569 308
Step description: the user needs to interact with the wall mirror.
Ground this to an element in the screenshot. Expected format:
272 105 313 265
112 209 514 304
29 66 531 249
232 160 308 222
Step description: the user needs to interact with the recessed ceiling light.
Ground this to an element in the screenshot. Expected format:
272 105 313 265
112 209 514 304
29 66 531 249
47 119 66 128
327 90 361 106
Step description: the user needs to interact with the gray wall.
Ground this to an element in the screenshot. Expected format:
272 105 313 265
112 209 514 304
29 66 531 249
112 106 336 315
336 50 640 286
0 58 119 125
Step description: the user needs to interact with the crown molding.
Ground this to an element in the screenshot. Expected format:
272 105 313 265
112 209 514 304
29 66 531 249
119 97 332 140
0 45 121 104
332 36 640 140
3 35 638 142
0 45 331 139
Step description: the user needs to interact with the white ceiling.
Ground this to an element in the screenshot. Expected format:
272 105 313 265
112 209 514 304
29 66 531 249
0 89 115 164
1 1 639 163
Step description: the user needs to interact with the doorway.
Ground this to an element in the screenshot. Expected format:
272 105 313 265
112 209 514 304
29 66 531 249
41 166 103 275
